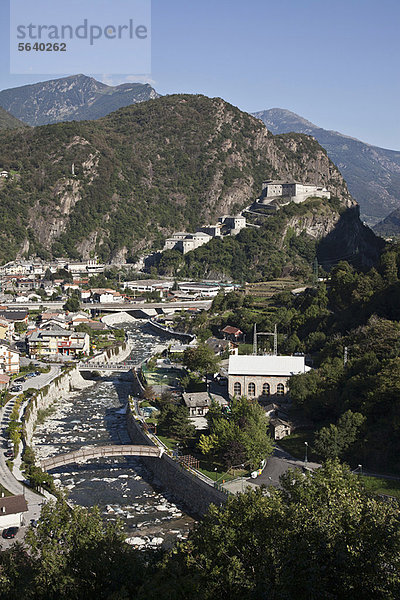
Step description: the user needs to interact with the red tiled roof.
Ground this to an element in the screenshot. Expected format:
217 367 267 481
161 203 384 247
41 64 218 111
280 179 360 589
221 326 242 335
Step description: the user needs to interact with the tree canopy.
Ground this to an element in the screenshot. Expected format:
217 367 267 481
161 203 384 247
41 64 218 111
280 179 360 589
140 461 400 600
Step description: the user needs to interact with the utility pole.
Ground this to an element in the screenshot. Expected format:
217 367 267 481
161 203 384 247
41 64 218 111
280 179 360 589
313 258 318 285
274 323 277 356
253 323 257 355
344 346 348 366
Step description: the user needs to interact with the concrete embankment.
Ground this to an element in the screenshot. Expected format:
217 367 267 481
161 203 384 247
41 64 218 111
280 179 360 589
127 371 228 517
101 312 137 325
126 411 228 517
87 341 132 366
23 368 94 446
147 320 196 342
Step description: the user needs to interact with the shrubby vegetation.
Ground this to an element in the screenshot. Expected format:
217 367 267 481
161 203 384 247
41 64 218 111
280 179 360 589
1 463 399 600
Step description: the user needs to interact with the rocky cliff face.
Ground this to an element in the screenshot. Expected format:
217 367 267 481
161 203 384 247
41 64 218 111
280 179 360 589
0 74 159 126
253 108 400 225
0 94 381 266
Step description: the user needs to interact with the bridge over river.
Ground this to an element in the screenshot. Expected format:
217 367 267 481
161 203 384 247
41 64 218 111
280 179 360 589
77 361 139 372
40 444 164 471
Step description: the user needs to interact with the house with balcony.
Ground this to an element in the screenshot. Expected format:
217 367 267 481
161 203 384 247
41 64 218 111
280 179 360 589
26 327 90 359
0 342 20 375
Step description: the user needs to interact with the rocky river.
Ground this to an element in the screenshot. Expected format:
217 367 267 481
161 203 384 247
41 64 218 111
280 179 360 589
32 321 195 549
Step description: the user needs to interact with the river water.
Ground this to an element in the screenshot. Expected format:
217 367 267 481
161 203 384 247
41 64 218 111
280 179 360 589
32 321 194 548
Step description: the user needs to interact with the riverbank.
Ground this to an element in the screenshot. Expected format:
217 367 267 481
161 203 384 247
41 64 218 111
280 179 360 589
29 320 195 548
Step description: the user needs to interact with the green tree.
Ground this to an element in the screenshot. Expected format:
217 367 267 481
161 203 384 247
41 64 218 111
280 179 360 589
158 403 196 439
198 433 219 457
140 461 400 600
0 498 145 600
206 397 273 469
314 410 365 460
63 293 80 312
183 344 221 377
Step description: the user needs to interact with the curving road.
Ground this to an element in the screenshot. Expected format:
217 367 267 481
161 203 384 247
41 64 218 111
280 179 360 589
0 365 62 547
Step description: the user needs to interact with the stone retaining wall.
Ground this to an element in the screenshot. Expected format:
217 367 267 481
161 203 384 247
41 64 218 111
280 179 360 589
23 368 93 446
126 410 228 517
88 341 131 366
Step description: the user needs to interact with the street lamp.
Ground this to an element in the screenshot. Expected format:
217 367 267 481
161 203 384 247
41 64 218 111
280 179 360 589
214 467 218 484
304 442 308 466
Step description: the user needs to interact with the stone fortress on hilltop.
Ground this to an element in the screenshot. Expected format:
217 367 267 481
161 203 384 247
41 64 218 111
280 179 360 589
257 180 331 211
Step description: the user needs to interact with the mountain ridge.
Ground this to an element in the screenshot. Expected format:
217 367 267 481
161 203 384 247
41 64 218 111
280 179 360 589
0 93 376 270
0 74 159 126
0 105 26 130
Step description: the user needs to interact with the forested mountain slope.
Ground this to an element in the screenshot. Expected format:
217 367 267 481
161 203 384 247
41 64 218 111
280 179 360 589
0 94 373 265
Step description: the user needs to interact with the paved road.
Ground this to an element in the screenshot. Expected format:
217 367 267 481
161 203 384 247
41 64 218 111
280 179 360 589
222 445 321 495
0 365 61 547
0 397 44 548
11 365 61 395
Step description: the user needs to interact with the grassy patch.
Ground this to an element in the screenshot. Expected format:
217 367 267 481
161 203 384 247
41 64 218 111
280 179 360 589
0 484 12 496
198 459 238 482
360 475 400 499
156 435 177 450
278 431 318 462
143 366 184 388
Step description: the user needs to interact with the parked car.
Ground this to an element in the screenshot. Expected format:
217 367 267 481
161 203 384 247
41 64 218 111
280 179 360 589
10 385 22 393
4 449 14 458
30 519 38 528
14 377 26 383
2 527 19 539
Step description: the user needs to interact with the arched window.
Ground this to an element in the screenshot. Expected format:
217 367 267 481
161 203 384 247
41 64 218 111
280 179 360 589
248 382 256 397
233 382 241 396
262 383 270 396
277 383 285 396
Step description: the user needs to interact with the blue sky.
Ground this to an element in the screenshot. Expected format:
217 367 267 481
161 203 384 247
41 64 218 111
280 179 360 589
1 0 400 150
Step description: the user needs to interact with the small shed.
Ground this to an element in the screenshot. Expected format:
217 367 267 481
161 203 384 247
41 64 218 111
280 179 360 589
270 417 292 440
221 325 243 342
0 494 28 528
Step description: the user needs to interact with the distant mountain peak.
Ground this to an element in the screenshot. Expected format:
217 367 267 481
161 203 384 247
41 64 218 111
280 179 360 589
0 74 160 126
